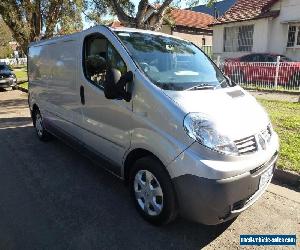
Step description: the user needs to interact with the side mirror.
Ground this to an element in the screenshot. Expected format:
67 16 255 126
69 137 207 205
104 69 133 102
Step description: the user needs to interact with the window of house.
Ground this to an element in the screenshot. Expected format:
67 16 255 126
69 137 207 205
202 38 206 46
83 34 127 88
224 25 254 52
287 25 300 47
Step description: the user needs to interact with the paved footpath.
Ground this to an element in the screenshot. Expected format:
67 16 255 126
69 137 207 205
0 90 299 250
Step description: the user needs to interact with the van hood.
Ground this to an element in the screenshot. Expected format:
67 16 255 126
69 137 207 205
163 86 270 140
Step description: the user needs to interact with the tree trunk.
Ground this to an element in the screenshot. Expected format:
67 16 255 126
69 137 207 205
110 0 173 31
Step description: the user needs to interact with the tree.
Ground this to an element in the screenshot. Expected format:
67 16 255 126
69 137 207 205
85 0 173 30
0 18 13 58
85 0 217 31
0 0 84 54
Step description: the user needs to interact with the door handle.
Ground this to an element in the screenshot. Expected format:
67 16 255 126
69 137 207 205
80 85 85 105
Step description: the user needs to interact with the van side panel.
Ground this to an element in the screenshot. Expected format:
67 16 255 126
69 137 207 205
29 38 82 140
28 45 51 114
123 71 195 175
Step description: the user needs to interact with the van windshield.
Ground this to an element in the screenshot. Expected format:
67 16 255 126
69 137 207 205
116 31 227 91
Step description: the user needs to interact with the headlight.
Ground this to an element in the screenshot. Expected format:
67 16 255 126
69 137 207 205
183 113 239 155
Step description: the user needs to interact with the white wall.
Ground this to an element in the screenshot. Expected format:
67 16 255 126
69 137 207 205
161 25 213 47
212 0 300 61
172 31 212 47
270 0 300 61
213 19 270 59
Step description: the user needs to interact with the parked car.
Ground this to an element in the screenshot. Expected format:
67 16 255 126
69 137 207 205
224 53 300 87
28 26 279 226
0 62 17 89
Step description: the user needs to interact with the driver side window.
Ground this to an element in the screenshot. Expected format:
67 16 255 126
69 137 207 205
83 34 127 88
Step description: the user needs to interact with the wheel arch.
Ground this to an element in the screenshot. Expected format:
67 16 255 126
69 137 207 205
123 148 165 182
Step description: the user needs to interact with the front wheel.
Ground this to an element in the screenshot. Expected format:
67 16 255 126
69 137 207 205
129 156 177 226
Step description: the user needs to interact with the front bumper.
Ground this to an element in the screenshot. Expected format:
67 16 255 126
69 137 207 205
168 133 279 225
0 78 16 87
172 152 277 225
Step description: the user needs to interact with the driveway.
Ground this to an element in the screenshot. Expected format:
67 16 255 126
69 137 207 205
0 90 299 250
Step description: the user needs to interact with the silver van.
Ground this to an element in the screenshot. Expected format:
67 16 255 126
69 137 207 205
28 26 279 226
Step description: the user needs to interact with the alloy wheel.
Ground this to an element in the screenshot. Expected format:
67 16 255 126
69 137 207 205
134 170 164 216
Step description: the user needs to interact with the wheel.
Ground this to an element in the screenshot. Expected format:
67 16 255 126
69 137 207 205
288 72 300 89
33 108 50 141
11 79 18 90
129 156 177 226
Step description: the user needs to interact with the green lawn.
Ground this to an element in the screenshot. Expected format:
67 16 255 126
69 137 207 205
14 67 28 81
19 82 28 90
258 99 300 173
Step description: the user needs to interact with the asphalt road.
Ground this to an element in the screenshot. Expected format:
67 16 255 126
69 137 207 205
0 90 299 250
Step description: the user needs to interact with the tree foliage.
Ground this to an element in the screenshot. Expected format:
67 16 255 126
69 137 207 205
0 0 84 54
85 0 217 30
0 17 13 58
0 0 217 55
85 0 173 30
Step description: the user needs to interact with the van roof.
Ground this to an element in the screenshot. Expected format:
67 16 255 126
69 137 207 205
29 25 188 48
109 26 172 37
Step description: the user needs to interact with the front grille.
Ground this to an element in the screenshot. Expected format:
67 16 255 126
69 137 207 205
235 135 257 155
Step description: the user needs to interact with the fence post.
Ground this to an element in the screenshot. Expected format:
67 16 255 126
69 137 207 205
216 56 221 67
274 56 280 89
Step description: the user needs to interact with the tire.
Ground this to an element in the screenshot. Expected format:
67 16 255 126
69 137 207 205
11 79 18 90
129 156 177 226
33 108 51 141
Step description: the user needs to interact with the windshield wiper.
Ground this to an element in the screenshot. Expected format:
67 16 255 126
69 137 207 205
185 83 216 91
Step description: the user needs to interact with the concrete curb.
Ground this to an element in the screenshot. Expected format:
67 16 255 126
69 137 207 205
273 168 300 188
247 88 300 96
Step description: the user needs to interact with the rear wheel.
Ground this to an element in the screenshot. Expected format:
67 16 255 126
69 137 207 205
129 156 177 226
33 108 51 141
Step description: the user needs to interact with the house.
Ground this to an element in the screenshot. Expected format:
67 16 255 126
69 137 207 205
189 0 236 18
111 8 214 48
211 0 300 61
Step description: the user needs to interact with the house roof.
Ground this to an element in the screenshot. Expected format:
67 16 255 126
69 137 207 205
189 0 236 18
212 0 280 25
169 8 214 30
110 8 214 30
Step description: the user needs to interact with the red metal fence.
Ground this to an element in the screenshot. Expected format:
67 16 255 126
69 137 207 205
218 61 300 91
